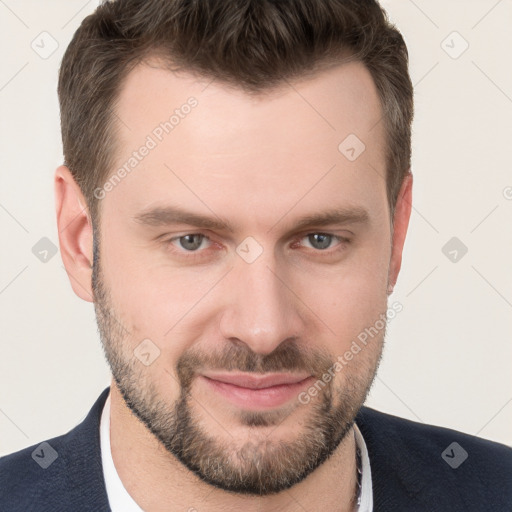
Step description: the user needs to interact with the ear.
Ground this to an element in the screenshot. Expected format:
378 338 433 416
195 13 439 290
387 172 413 294
54 165 95 303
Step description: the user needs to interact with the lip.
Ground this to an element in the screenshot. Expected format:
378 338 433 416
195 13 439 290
202 371 312 389
200 372 314 410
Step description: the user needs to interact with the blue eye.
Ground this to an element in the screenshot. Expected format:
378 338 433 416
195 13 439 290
162 231 350 261
172 234 209 251
301 233 345 250
304 233 335 250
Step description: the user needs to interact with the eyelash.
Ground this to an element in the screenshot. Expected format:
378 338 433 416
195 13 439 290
163 232 351 261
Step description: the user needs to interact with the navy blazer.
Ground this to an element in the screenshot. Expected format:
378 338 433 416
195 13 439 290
1 387 511 511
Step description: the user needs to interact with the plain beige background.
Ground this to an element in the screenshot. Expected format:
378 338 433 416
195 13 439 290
1 0 511 455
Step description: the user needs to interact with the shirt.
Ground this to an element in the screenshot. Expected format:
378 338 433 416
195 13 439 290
100 392 373 511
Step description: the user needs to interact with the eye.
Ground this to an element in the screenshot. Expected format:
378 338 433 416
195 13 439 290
170 233 210 252
301 233 344 251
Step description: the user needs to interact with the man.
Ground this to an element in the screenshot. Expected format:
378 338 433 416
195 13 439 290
1 0 511 510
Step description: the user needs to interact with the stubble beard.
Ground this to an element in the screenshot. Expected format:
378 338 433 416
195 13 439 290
91 237 383 495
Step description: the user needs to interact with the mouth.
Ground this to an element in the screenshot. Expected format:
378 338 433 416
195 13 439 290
199 371 315 410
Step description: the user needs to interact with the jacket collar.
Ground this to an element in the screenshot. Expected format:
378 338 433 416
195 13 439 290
62 386 112 510
355 406 427 510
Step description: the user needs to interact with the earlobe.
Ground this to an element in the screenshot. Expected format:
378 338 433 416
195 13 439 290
54 165 95 303
387 172 413 294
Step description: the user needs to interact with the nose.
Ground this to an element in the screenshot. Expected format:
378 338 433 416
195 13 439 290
218 252 305 356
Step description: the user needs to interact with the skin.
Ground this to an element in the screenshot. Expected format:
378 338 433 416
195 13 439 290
55 59 412 511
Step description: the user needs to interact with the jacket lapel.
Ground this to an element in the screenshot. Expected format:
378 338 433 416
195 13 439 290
58 386 112 511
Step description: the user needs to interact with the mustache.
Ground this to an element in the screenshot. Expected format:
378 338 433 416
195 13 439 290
176 340 334 389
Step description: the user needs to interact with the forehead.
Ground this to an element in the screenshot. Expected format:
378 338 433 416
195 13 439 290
105 58 388 229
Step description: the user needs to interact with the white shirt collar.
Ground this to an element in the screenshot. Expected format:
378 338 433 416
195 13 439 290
353 420 374 511
100 392 373 511
100 393 144 511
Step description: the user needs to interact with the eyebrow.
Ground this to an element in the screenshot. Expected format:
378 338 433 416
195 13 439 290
132 205 370 233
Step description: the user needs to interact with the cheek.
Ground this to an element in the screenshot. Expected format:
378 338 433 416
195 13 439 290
298 236 390 348
101 251 220 363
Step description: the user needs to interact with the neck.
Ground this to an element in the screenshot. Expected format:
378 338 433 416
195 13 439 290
109 381 358 512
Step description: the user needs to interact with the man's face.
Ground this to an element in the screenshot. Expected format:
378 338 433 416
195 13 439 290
92 59 396 495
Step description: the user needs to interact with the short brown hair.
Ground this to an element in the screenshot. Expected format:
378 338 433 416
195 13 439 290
58 0 413 227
